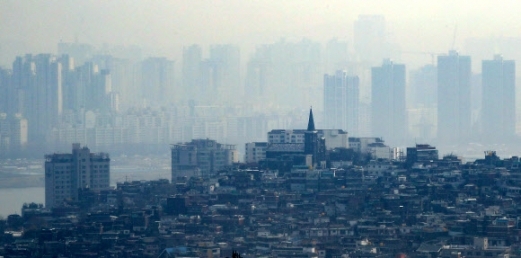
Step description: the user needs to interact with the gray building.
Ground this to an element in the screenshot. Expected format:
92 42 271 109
171 139 237 180
406 144 439 168
45 143 110 208
371 59 407 145
12 54 63 144
182 44 203 100
437 51 471 143
203 45 241 104
409 64 437 108
140 57 175 107
481 55 515 142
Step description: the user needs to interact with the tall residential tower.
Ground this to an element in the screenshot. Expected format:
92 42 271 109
324 71 359 135
371 59 407 145
481 55 515 142
437 51 471 143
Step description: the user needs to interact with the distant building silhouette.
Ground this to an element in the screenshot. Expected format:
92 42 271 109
140 57 174 107
201 45 241 104
182 44 203 100
0 114 28 155
11 54 63 146
481 55 515 142
171 139 238 180
437 51 471 143
324 70 359 135
409 64 437 108
408 65 437 141
354 15 388 66
371 59 407 145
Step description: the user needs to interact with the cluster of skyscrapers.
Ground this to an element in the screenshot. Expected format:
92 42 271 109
0 15 520 158
324 51 516 147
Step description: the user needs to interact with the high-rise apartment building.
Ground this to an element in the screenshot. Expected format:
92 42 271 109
45 143 110 208
0 113 28 155
408 65 437 142
481 55 515 141
409 65 437 108
204 45 241 104
140 57 175 107
437 51 471 143
9 115 28 151
66 62 115 113
371 59 407 145
324 71 359 135
182 45 203 100
90 55 136 110
0 68 11 114
244 39 322 107
244 58 268 98
10 54 63 144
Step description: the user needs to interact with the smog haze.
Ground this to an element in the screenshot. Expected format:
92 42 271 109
1 0 520 68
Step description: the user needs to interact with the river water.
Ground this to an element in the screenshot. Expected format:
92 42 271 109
0 187 45 217
0 156 171 218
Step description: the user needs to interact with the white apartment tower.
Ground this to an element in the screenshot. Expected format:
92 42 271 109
324 71 359 135
45 143 110 208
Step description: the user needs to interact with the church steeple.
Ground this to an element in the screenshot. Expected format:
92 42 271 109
307 107 316 131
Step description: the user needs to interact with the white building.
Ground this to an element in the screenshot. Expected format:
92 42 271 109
324 71 359 135
45 143 110 208
267 129 348 150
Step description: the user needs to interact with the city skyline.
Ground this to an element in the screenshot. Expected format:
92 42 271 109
5 3 521 257
0 43 521 159
2 2 521 159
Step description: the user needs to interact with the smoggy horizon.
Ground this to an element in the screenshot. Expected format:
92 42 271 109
2 1 521 70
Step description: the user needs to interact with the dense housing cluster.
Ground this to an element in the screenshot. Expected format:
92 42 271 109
3 147 521 257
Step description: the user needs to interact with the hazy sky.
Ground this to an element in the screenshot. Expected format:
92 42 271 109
1 0 521 65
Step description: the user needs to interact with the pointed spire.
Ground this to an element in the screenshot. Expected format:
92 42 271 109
307 107 316 131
